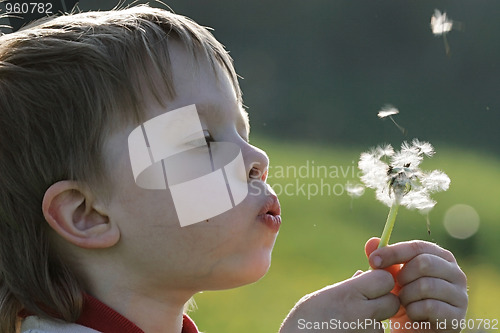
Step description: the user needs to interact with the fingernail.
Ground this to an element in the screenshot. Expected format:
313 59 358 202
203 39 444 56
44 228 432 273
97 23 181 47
372 255 382 268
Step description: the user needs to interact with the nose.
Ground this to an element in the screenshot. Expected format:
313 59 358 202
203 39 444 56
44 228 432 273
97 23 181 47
244 144 269 182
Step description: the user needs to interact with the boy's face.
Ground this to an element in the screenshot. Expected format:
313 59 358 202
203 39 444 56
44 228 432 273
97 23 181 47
103 41 280 293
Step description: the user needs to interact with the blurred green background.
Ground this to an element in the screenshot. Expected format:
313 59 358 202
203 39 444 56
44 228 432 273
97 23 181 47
5 0 500 331
4 0 499 154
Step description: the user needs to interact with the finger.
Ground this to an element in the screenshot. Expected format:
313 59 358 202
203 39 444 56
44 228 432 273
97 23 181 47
368 292 400 321
364 237 380 258
405 299 467 324
397 253 467 287
365 238 402 280
351 270 395 300
369 240 456 269
351 269 401 322
399 277 468 309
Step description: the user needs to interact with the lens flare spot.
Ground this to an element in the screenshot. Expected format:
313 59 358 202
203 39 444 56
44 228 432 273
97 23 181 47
443 204 480 239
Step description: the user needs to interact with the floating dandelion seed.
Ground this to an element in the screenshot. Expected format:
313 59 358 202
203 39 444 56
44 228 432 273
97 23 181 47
357 139 450 247
346 182 365 210
431 9 453 35
377 105 399 118
431 9 453 56
377 105 407 135
346 183 365 198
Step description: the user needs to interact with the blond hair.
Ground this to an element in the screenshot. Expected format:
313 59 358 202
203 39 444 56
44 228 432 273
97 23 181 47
0 5 240 332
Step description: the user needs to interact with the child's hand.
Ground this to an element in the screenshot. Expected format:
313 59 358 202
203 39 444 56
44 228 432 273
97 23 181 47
280 268 400 333
366 238 468 333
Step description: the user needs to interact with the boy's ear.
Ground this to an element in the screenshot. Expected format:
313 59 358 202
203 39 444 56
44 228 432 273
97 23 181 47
42 181 120 249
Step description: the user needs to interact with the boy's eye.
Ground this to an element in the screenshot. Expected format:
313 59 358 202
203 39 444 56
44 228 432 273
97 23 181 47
203 129 215 143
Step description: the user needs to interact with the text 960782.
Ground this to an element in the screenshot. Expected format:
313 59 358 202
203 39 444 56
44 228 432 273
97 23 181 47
4 2 53 14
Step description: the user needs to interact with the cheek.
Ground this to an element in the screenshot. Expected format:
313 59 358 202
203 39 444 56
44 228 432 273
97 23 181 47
109 187 193 272
111 183 180 235
190 205 274 261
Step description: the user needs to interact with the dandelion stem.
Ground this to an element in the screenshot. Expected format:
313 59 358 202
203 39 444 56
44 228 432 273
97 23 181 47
378 203 400 248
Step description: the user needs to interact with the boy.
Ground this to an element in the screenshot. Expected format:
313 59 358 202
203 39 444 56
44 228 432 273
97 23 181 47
0 5 467 333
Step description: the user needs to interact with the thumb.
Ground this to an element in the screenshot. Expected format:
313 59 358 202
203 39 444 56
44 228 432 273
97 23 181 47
365 237 401 284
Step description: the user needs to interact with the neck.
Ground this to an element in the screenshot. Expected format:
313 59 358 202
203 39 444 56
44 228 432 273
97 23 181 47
92 283 194 333
71 240 198 332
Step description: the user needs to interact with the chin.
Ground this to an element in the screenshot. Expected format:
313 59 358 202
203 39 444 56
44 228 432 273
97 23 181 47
209 247 274 291
239 253 272 284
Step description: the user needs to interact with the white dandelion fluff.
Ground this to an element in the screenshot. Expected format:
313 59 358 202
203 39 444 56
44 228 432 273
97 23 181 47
358 138 449 211
346 182 366 210
377 104 407 135
431 9 453 35
431 9 455 56
377 105 400 119
346 183 365 198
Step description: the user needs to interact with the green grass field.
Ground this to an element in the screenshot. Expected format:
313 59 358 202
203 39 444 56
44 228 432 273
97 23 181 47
190 136 500 333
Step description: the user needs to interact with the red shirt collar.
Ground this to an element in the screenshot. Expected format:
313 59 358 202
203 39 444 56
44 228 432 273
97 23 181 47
77 293 200 333
15 293 198 333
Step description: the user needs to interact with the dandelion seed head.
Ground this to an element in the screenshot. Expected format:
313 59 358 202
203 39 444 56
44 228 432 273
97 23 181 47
431 9 453 35
377 105 399 118
358 139 450 213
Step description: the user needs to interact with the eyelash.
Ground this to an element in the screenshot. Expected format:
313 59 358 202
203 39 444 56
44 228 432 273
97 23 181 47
203 129 250 144
203 130 215 143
